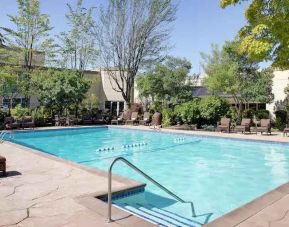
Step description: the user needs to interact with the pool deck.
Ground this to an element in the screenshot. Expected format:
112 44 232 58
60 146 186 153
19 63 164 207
0 133 154 227
1 125 289 226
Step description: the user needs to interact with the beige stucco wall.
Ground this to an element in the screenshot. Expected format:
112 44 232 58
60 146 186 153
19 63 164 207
266 70 289 116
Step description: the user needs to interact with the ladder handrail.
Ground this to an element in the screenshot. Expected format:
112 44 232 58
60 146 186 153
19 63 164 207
107 156 196 222
0 131 13 143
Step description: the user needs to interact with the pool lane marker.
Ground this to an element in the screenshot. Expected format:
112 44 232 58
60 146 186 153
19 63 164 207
174 137 186 143
96 142 147 152
122 142 147 148
97 147 115 152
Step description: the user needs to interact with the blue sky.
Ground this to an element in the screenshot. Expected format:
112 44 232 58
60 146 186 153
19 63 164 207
0 0 249 73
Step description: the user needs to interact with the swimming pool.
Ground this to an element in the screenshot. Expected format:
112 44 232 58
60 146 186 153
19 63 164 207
8 127 289 226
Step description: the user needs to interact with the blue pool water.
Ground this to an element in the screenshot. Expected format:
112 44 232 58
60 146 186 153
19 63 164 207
9 127 289 225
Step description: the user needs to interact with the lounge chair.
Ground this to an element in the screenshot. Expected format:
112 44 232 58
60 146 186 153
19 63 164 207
0 155 6 176
256 119 271 135
83 115 93 125
21 116 35 129
111 112 124 125
4 117 20 130
66 116 77 126
139 112 151 126
126 112 139 125
216 118 231 133
149 112 162 129
94 113 105 124
234 118 251 133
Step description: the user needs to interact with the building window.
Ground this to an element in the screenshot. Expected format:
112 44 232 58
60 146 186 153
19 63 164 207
2 98 29 108
104 101 125 116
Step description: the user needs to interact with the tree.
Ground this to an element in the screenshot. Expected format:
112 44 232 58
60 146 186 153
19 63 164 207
137 57 193 107
202 41 273 119
0 33 4 45
1 0 54 68
58 0 98 72
94 0 177 107
81 93 99 114
0 66 21 114
220 0 289 69
32 69 90 114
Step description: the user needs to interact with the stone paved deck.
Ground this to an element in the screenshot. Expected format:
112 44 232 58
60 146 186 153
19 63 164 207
1 126 289 227
0 139 154 227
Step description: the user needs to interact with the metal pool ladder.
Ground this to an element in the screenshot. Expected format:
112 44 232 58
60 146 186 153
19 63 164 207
107 157 196 222
0 131 14 143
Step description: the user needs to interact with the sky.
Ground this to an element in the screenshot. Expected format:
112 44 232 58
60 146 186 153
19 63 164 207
0 0 249 74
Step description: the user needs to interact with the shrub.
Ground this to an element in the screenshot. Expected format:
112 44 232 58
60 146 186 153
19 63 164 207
11 104 30 121
242 109 254 119
198 96 229 125
149 101 163 113
174 99 200 125
225 107 238 124
0 111 5 130
32 106 50 127
161 107 174 127
255 109 270 120
274 110 288 130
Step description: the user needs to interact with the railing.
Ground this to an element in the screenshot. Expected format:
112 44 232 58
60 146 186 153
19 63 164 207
0 131 13 143
107 157 196 222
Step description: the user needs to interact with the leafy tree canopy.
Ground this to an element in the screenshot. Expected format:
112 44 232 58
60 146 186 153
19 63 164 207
202 40 274 118
32 69 90 114
1 0 55 67
221 0 289 69
58 0 98 71
137 56 193 106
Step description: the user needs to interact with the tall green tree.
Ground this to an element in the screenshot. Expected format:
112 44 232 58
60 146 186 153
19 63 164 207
0 33 4 45
1 0 54 68
58 0 98 72
94 0 177 107
32 69 90 115
202 41 273 118
0 66 22 114
137 57 193 107
220 0 289 69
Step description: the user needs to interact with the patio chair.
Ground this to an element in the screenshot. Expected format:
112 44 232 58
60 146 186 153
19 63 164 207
94 113 105 124
0 155 6 176
126 112 139 125
82 115 93 125
216 118 231 133
139 112 151 126
111 112 124 125
234 118 251 133
256 119 271 135
4 117 20 130
66 116 77 126
21 116 35 129
149 112 162 129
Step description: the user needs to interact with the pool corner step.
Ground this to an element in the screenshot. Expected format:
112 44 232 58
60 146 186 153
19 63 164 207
115 202 201 227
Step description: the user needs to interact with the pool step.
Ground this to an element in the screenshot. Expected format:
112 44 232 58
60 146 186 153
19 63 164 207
115 202 201 227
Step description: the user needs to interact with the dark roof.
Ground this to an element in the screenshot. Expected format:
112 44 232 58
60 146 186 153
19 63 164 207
192 86 209 97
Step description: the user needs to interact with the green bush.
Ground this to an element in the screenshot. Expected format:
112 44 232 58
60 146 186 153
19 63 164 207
242 109 254 119
274 110 288 130
255 109 270 120
174 99 200 125
198 96 229 125
161 107 174 127
32 106 50 126
11 104 30 121
225 107 238 124
0 111 5 130
149 101 163 113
